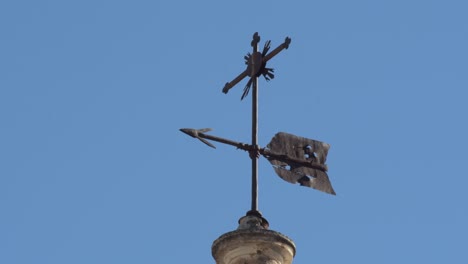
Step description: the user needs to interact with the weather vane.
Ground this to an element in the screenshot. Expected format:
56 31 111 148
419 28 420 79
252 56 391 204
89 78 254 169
181 32 335 221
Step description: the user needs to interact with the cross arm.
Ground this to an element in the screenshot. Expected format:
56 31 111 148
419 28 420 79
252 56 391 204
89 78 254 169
222 70 248 94
262 37 291 63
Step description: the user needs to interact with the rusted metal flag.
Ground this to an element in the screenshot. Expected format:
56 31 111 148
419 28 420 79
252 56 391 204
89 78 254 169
265 132 335 195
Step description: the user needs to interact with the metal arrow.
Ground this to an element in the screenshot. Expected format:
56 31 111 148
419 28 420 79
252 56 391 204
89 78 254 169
180 128 335 195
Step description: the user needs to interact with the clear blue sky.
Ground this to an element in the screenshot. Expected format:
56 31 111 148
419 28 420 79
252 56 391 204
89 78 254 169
1 1 467 263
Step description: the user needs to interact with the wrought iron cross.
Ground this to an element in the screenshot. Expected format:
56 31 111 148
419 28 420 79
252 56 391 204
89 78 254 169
181 32 335 219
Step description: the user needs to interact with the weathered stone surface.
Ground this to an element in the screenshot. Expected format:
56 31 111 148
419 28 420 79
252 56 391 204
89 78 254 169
212 216 296 264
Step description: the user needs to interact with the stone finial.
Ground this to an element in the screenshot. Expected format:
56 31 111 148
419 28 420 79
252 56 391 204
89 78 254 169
212 215 296 264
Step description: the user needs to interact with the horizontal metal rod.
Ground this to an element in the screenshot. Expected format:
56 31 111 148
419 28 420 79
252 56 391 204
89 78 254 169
181 128 327 172
196 131 327 172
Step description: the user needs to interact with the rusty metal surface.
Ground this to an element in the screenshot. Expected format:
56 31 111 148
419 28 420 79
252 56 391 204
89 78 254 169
222 33 291 101
240 41 274 100
265 132 335 195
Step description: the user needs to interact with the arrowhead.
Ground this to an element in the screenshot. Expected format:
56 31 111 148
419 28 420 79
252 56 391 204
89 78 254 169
179 128 216 149
179 128 197 138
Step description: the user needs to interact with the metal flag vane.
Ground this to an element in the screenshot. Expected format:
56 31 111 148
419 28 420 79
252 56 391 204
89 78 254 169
181 32 335 219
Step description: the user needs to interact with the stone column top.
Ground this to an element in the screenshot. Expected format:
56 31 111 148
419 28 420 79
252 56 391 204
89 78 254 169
212 215 296 264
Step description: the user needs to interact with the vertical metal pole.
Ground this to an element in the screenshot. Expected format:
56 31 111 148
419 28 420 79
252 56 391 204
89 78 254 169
251 36 259 213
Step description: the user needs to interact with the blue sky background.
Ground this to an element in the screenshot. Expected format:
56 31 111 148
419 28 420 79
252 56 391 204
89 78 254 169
1 0 467 263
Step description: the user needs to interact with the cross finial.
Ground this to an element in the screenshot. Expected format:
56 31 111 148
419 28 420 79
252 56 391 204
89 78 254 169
220 32 292 214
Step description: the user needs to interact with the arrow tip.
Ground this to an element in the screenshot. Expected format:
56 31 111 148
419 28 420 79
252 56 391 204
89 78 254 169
180 128 216 148
180 128 197 138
